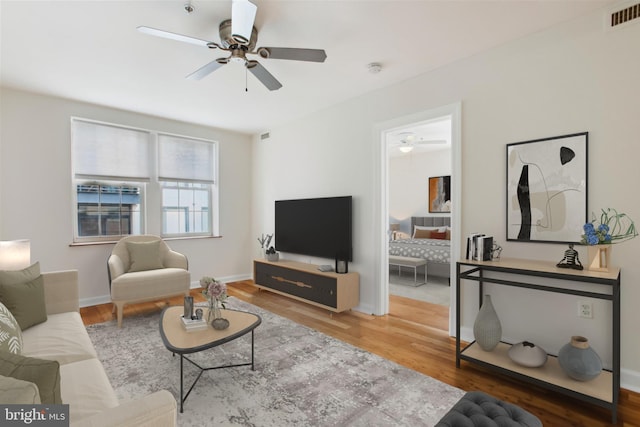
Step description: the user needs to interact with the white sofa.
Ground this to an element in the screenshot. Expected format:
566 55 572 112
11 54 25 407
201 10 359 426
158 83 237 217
4 269 177 427
108 235 191 328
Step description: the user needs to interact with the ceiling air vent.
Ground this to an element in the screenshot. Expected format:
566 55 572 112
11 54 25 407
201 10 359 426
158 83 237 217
607 2 640 30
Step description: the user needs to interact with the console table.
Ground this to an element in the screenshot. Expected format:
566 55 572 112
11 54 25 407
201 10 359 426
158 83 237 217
253 259 359 312
456 258 620 423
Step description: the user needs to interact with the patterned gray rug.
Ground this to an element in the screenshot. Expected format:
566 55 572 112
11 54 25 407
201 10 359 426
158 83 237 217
86 297 464 426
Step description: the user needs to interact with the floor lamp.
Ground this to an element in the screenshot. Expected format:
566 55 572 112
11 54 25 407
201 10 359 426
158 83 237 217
0 239 31 270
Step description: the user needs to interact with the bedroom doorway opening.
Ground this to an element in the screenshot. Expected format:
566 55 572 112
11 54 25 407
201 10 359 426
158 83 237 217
374 102 461 334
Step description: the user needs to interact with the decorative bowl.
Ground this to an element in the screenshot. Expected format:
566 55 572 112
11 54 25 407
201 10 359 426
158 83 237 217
508 341 548 368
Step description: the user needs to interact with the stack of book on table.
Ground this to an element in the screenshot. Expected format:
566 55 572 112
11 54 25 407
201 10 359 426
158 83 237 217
180 315 208 332
466 233 493 261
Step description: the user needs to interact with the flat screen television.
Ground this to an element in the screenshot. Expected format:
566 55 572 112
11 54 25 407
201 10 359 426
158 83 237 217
275 196 352 261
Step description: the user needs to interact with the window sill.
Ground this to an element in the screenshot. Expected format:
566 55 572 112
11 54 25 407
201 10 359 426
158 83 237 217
69 235 222 247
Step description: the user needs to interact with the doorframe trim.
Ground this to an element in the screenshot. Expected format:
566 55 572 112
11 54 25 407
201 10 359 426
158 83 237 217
372 102 462 334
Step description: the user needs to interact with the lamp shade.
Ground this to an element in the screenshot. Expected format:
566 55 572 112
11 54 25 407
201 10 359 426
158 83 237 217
0 240 31 270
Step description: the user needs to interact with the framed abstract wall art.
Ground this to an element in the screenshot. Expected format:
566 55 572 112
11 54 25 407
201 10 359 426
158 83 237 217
429 175 451 213
506 132 587 243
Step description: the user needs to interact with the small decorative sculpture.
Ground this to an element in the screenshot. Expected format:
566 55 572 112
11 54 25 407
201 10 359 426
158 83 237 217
557 244 583 270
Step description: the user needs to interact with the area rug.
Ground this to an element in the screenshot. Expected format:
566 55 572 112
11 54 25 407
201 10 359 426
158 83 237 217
389 275 451 306
86 297 464 426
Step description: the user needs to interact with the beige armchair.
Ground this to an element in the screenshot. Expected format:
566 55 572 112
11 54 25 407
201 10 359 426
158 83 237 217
108 235 190 327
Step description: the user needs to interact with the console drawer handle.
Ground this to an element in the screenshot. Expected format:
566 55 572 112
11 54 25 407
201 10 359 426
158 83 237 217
271 276 313 289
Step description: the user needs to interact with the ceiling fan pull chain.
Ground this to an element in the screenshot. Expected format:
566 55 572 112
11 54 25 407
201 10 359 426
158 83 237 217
245 66 248 92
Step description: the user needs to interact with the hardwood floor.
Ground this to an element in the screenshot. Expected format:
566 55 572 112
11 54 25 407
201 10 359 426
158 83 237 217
80 280 640 426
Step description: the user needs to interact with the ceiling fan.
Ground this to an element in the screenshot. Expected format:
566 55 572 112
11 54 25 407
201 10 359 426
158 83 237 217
137 0 327 91
390 132 447 153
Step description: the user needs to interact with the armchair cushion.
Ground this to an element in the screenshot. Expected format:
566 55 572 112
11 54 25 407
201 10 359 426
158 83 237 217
126 241 164 273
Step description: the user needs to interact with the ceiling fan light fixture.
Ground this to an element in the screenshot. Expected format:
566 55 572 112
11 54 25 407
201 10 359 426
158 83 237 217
231 0 257 44
399 146 414 153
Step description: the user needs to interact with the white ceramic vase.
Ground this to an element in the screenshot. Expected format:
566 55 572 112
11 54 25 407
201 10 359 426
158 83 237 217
473 295 502 351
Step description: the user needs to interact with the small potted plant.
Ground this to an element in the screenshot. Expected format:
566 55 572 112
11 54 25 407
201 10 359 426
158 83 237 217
266 246 279 262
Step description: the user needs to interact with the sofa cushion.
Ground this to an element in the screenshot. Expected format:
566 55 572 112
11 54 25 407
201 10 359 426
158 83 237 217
60 358 119 423
0 301 23 354
0 374 41 404
0 274 47 330
127 240 164 272
0 351 61 404
0 261 40 284
21 312 97 365
111 268 190 301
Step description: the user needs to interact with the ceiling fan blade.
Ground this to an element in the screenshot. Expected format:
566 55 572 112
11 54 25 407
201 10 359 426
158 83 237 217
257 47 327 63
415 140 447 145
186 60 226 80
137 26 212 47
247 61 282 91
231 0 257 44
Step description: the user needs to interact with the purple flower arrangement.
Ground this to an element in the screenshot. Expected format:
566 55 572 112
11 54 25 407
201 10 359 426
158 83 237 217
200 276 228 308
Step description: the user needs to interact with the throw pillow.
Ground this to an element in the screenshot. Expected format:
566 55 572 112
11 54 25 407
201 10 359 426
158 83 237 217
0 301 23 354
0 374 41 404
0 262 40 285
431 231 447 240
0 351 61 404
0 275 47 330
127 240 164 272
413 229 433 239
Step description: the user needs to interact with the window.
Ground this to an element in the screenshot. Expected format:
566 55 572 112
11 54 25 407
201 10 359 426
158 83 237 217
162 182 209 234
71 118 218 243
77 183 142 237
158 133 217 237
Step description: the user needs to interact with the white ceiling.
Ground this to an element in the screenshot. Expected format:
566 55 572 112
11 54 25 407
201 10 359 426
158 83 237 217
0 0 612 135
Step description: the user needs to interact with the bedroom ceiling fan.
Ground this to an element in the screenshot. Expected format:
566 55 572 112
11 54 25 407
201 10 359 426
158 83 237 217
137 0 327 91
390 132 447 153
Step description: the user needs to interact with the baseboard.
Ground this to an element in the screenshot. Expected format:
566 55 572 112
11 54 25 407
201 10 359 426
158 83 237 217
79 273 254 308
622 368 640 393
79 295 112 308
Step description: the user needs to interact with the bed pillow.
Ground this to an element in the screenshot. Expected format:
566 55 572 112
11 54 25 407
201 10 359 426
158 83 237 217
414 229 433 239
413 226 439 238
0 301 23 354
127 240 164 272
431 231 447 240
0 352 61 404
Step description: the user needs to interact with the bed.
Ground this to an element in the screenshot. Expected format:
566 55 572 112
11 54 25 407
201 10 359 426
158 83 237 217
389 216 451 279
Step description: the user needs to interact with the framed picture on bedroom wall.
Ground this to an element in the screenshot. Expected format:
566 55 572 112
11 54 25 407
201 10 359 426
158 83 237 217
506 132 587 244
428 175 451 213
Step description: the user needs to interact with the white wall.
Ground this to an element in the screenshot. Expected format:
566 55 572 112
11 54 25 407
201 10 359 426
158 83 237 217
389 149 451 235
0 88 254 305
251 8 640 388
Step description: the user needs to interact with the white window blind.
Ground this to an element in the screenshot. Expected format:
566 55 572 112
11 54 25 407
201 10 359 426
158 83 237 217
158 134 216 184
72 118 151 181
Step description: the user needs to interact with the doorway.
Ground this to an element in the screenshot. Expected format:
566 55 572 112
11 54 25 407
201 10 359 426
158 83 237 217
387 117 452 306
373 103 461 334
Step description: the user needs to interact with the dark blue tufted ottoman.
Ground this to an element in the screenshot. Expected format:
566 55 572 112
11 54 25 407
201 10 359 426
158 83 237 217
435 391 543 427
